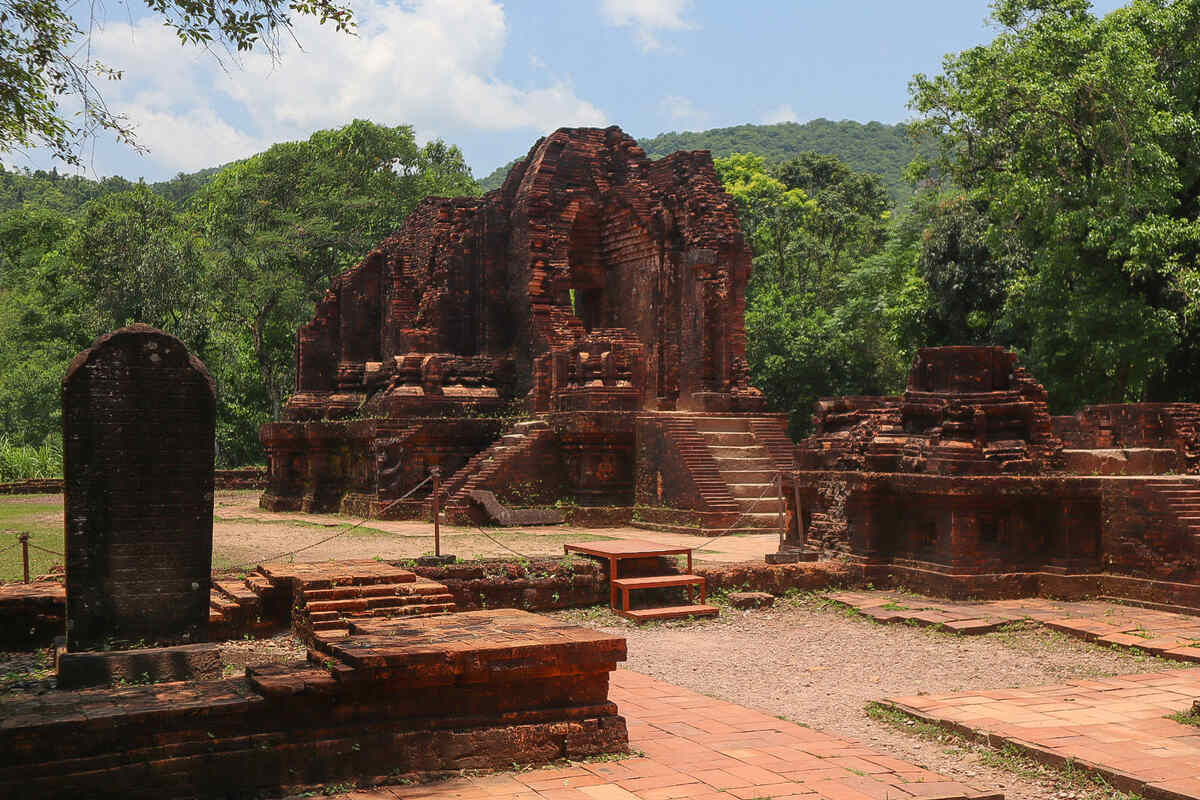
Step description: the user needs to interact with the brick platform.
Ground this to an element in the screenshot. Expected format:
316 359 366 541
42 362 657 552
333 669 1001 800
827 591 1200 660
883 669 1200 800
0 609 627 798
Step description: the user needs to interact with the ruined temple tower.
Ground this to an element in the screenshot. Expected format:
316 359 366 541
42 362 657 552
261 126 792 533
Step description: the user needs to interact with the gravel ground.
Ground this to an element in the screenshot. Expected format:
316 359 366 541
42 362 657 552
554 597 1191 800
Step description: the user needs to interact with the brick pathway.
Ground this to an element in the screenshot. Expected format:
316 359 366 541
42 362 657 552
827 591 1200 661
883 669 1200 800
333 669 1001 800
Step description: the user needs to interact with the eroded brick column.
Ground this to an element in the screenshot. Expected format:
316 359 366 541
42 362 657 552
63 325 216 651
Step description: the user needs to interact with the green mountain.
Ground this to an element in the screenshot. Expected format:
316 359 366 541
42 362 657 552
477 119 917 203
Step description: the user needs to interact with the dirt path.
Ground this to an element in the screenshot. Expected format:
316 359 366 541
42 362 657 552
555 599 1190 800
210 491 776 568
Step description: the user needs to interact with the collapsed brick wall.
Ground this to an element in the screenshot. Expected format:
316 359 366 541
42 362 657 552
284 126 761 421
1053 403 1200 473
62 325 215 651
410 558 607 611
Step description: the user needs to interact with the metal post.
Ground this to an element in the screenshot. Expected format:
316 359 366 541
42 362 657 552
19 532 29 584
793 470 806 550
776 470 785 539
430 467 441 557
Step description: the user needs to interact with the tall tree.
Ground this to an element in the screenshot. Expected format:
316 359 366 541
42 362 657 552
716 152 907 433
910 0 1200 408
194 120 479 445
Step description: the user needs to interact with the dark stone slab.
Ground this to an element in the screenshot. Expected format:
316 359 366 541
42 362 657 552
56 642 222 689
467 489 565 526
62 325 216 651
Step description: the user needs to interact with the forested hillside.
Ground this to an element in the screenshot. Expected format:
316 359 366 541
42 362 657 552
0 122 479 476
477 119 917 202
2 1 1198 479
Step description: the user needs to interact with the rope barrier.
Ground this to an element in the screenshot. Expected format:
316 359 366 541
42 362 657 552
694 471 787 554
467 522 535 559
25 542 63 557
224 472 437 571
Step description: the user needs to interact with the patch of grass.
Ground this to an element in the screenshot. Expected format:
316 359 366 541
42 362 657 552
0 495 64 580
866 703 1146 800
879 601 909 611
1168 708 1200 727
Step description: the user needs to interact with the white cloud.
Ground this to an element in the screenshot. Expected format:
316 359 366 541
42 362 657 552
761 104 800 125
599 0 694 52
660 95 708 127
88 0 607 173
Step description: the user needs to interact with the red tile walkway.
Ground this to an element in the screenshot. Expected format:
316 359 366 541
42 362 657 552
827 591 1200 661
883 669 1200 800
333 669 1001 800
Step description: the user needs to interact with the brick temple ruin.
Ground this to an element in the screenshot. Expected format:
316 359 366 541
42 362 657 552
786 345 1200 606
260 126 791 534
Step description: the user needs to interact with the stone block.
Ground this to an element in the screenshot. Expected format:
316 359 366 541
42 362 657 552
62 325 215 651
56 642 222 689
727 591 774 609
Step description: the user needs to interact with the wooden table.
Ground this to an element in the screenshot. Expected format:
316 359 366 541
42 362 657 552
564 540 694 610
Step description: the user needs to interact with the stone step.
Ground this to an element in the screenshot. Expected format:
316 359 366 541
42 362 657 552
209 592 239 614
311 619 347 631
512 420 549 433
245 574 274 594
346 602 456 619
214 580 262 610
728 483 776 498
720 469 777 483
618 604 720 623
715 457 775 469
737 497 784 513
697 431 756 446
691 418 750 433
708 445 770 459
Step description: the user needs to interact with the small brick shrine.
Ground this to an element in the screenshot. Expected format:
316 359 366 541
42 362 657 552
62 325 216 651
788 346 1200 605
260 127 791 534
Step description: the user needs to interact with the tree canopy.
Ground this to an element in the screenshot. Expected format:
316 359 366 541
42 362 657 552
910 0 1200 408
0 0 353 164
0 120 478 468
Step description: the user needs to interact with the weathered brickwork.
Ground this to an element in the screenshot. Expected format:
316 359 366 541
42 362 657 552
0 610 628 799
62 325 216 650
791 346 1200 602
261 127 787 526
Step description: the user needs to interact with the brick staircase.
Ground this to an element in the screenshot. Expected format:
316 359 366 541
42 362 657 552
1163 405 1200 472
208 560 455 640
1146 478 1200 551
427 420 552 520
656 416 741 519
693 417 786 534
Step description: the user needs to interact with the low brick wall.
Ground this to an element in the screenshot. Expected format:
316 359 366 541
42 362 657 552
0 580 65 649
695 561 855 595
0 468 267 495
409 557 609 611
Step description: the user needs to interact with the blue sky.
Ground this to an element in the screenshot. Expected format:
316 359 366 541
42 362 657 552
10 0 1126 182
